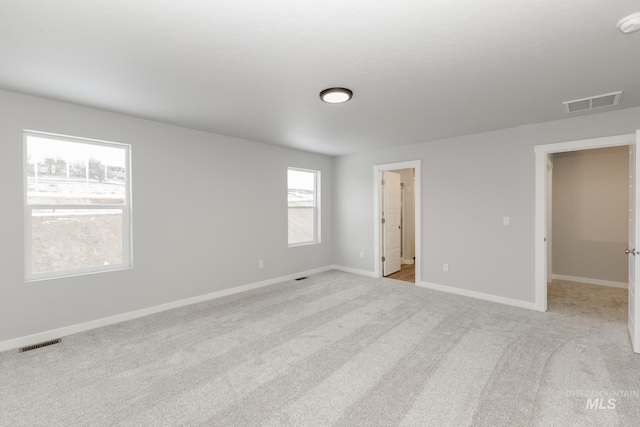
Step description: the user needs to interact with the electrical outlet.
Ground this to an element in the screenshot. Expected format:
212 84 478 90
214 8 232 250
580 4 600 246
443 264 449 272
359 252 364 259
259 260 264 268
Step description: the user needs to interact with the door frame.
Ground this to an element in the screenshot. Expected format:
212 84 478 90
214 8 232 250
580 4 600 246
546 156 553 283
374 160 421 282
534 133 635 312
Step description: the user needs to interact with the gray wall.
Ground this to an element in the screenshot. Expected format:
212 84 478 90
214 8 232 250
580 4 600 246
3 86 640 343
333 107 640 303
0 89 333 343
552 147 628 283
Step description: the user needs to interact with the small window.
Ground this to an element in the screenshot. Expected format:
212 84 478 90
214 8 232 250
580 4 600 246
288 168 320 246
24 131 131 280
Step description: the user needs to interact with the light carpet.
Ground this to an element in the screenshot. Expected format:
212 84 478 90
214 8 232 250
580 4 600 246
1 271 639 426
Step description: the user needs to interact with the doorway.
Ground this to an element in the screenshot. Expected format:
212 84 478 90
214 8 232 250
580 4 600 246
546 147 629 336
549 147 629 287
382 169 415 282
534 132 639 353
374 161 421 284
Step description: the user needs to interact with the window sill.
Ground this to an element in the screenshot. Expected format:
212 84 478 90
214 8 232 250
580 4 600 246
25 265 132 283
288 241 320 248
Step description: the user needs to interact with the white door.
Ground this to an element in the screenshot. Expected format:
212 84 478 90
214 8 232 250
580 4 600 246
630 133 640 353
383 171 402 276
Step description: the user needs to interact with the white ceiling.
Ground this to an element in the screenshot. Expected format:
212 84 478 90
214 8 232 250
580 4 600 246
1 0 638 156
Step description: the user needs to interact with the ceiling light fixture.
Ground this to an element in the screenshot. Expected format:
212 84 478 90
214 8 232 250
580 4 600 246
320 87 353 104
617 12 640 34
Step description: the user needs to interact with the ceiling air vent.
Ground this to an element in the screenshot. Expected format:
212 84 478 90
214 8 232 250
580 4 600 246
563 91 622 113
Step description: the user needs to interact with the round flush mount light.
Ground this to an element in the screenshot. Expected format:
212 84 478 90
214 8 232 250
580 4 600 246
319 87 353 104
617 12 640 34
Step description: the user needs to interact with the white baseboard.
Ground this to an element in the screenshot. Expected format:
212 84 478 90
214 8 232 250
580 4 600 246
331 266 537 311
552 274 627 289
331 265 378 278
418 281 537 311
0 265 334 353
402 259 415 265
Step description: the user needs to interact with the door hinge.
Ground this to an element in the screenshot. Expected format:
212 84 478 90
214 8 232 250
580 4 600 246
382 218 386 224
382 179 385 185
382 257 386 262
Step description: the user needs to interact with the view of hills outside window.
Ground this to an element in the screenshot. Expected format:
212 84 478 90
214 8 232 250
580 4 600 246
26 135 128 275
288 169 318 245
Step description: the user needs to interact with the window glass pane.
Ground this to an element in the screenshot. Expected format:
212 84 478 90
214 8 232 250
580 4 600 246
27 135 127 206
288 208 315 244
288 169 315 207
288 168 319 245
31 209 123 274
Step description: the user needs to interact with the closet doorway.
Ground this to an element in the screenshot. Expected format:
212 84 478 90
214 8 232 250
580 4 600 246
534 132 640 353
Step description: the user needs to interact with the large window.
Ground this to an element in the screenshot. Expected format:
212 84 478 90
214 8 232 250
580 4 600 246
288 168 320 246
24 131 131 280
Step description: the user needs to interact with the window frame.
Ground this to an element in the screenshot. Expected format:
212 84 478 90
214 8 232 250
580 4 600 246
287 167 321 247
23 130 132 281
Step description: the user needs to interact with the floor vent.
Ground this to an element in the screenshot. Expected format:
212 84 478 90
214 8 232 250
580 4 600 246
19 338 61 353
563 91 622 113
295 277 308 281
